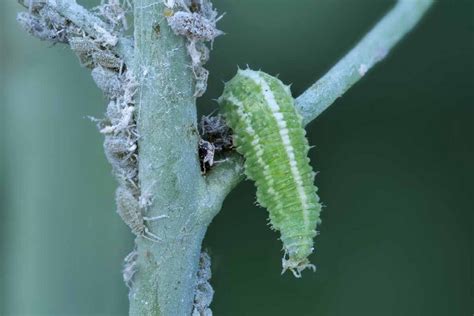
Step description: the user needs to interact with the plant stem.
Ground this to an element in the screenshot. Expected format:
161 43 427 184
130 0 208 314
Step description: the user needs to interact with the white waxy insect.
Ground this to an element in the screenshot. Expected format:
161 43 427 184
115 186 168 242
167 11 223 42
198 139 215 173
122 248 138 289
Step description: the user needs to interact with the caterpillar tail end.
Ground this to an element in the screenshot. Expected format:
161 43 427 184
281 256 316 278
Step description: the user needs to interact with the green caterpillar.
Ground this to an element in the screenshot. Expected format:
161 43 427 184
219 69 322 277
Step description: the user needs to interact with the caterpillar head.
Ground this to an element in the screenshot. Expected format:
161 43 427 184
282 253 316 278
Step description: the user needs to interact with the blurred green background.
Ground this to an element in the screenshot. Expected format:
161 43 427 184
1 0 472 315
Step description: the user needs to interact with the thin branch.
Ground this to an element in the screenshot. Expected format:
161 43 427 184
296 0 434 125
197 154 245 225
47 0 118 44
18 0 133 63
203 0 434 214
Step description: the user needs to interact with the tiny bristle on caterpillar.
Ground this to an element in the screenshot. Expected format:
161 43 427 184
218 69 323 277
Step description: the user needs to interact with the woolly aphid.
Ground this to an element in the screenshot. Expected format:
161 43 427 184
115 186 168 242
198 114 233 173
122 248 138 289
166 0 223 96
192 252 214 316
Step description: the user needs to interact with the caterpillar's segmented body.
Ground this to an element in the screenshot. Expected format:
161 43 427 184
219 69 322 277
